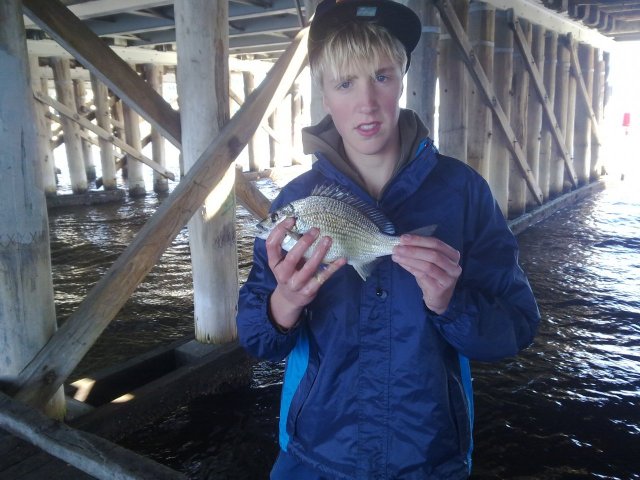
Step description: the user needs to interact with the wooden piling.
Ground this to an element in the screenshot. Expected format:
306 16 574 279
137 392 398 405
466 1 495 181
590 48 605 180
29 56 57 196
565 39 578 187
90 73 117 190
304 0 323 125
143 63 169 194
122 93 146 197
51 56 88 194
242 71 261 172
175 0 238 344
539 30 558 200
73 79 96 182
438 0 469 162
490 10 514 215
525 24 545 208
508 19 532 218
291 81 304 165
573 42 594 185
0 0 65 419
550 37 570 197
406 1 440 134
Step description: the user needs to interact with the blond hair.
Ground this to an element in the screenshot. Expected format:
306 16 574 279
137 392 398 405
308 21 407 87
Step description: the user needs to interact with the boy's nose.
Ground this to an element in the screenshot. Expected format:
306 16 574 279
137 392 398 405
357 83 378 112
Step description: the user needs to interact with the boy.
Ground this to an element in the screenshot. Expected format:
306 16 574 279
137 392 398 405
237 1 540 478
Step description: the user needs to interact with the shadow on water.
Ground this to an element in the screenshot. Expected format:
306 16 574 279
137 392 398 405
49 177 640 479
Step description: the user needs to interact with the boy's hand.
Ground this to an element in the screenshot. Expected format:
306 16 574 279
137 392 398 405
392 233 462 315
265 217 346 330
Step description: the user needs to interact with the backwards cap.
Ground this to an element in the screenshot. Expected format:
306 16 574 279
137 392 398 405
308 0 422 71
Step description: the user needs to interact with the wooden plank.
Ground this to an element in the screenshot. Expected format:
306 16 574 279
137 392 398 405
11 27 308 409
36 92 176 181
565 34 602 145
509 11 578 188
434 0 543 205
0 391 185 480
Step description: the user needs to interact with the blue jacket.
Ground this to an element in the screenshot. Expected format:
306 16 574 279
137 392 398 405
237 139 540 479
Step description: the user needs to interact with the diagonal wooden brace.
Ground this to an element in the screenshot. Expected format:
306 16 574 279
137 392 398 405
434 0 544 204
508 10 578 188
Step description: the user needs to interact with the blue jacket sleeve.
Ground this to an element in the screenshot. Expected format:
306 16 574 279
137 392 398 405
236 238 301 362
431 184 540 362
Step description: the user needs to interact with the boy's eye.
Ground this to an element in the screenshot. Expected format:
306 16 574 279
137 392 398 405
375 74 389 83
337 80 352 90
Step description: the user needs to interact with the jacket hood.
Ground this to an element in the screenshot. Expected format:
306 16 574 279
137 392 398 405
301 109 431 196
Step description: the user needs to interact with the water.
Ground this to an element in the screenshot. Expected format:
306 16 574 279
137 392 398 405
48 175 640 479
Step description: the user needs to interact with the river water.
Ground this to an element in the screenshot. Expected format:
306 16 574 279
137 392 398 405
48 172 639 479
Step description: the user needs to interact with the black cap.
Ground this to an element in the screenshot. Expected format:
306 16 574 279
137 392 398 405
308 0 422 71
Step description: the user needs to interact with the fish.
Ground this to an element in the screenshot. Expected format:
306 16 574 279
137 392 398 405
256 184 437 280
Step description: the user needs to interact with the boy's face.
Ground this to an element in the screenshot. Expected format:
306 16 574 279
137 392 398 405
321 56 404 163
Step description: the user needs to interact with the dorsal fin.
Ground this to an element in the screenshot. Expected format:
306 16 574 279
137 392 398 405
310 184 396 235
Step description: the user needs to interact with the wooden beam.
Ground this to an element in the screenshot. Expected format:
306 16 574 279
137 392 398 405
481 0 615 50
434 0 544 205
35 92 175 181
564 34 602 145
0 391 185 480
10 27 308 409
509 11 578 188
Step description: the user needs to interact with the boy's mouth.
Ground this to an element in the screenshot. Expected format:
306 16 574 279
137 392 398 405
356 122 381 136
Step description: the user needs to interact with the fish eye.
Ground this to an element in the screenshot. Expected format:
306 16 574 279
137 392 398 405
270 212 279 223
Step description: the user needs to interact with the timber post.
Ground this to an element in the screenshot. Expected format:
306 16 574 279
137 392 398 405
122 66 146 198
73 78 97 182
590 48 605 180
508 19 532 219
490 9 514 215
525 24 545 208
175 0 238 344
438 0 469 163
90 73 117 190
144 63 169 194
539 30 558 200
466 1 495 181
406 0 439 134
242 71 260 172
0 0 65 418
29 55 57 197
551 36 571 197
573 42 595 185
51 56 88 194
